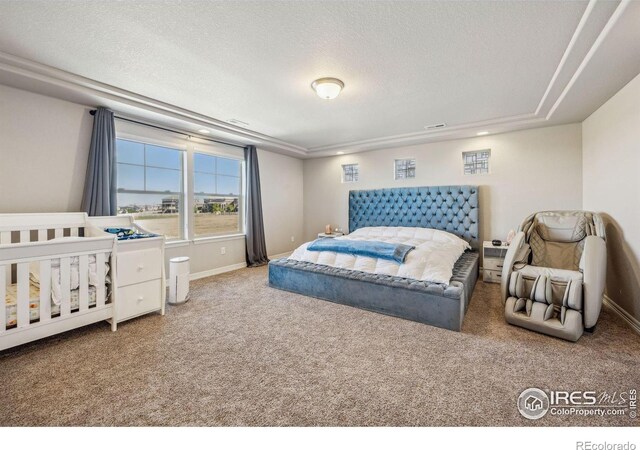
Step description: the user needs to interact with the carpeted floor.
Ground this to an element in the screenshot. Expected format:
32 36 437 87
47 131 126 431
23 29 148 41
1 266 638 426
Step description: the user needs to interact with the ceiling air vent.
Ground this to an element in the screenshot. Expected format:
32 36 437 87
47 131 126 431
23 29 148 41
424 123 447 130
228 118 250 127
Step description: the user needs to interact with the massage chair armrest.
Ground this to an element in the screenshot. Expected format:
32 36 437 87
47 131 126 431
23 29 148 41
500 231 526 303
581 235 607 328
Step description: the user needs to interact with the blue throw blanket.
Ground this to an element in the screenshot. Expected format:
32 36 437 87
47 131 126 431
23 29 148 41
104 227 159 241
307 239 415 263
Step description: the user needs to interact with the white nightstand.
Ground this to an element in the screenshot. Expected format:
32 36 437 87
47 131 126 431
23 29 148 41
483 241 509 283
317 232 344 239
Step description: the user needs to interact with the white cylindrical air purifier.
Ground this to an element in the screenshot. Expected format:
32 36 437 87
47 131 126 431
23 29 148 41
169 256 190 304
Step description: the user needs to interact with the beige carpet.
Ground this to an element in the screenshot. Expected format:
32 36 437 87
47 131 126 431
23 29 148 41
1 266 638 426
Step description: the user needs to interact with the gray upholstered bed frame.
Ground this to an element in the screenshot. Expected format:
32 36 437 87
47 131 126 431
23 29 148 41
268 186 480 332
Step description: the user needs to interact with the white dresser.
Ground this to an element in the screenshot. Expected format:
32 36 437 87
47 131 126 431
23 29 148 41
88 216 166 323
483 241 509 284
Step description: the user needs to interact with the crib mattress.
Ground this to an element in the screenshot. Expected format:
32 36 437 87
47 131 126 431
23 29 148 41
4 283 99 328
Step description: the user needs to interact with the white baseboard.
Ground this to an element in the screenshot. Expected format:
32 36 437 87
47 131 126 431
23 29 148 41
269 252 292 260
603 295 640 335
166 252 291 284
188 262 247 281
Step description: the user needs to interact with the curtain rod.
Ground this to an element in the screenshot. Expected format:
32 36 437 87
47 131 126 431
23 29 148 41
89 109 247 150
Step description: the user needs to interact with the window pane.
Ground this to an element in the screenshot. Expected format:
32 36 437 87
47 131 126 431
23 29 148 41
116 140 184 240
146 145 182 169
217 175 241 195
194 172 216 194
395 159 415 180
117 163 144 191
117 139 144 165
342 164 359 183
194 196 240 237
117 193 181 240
217 157 240 176
146 167 181 192
194 153 216 174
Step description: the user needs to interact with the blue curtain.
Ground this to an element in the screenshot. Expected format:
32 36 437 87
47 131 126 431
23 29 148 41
81 107 117 216
244 145 269 266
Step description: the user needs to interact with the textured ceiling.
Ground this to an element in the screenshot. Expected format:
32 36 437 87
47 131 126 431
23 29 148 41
0 0 637 156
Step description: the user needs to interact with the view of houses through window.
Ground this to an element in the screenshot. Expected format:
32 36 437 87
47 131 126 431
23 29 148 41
193 152 242 237
116 139 184 239
116 138 243 240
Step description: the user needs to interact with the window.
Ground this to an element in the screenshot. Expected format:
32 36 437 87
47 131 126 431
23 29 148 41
116 139 184 239
116 127 245 242
463 149 491 175
394 158 416 180
342 164 359 183
193 152 242 237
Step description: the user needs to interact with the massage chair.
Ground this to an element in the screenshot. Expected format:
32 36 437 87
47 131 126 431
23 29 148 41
500 211 606 341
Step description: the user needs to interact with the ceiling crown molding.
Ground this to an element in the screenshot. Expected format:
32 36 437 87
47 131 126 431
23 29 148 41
308 113 545 155
0 51 307 157
0 0 635 159
309 0 633 155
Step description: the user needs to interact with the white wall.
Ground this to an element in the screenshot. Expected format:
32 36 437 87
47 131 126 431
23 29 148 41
259 149 304 256
164 150 303 275
303 124 583 246
583 72 640 322
0 84 303 276
8 77 637 324
0 84 93 212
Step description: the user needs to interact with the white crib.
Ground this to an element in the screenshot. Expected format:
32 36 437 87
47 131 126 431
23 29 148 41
0 213 118 351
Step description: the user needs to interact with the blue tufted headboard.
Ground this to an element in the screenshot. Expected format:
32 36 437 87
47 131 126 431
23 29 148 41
348 186 480 250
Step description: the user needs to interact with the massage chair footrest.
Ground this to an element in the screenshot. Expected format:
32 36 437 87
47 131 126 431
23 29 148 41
505 296 584 341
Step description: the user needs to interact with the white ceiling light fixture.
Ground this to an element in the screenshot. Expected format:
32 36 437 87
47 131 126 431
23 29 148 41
198 129 210 134
336 151 345 155
311 77 344 100
476 131 490 136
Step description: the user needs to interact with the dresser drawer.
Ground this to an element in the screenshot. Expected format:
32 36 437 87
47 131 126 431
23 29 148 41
483 269 503 284
483 257 505 271
117 248 162 286
117 279 162 321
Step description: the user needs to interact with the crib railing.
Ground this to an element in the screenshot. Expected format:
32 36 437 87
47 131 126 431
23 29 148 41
0 213 99 283
0 212 89 238
0 232 117 350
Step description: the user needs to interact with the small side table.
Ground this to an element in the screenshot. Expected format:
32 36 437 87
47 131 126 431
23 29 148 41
483 241 509 283
317 232 344 239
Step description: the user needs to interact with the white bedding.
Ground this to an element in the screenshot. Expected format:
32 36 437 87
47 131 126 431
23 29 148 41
288 226 470 285
29 255 110 306
26 237 111 305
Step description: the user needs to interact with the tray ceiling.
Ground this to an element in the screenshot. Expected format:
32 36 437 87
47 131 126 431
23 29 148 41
0 0 638 157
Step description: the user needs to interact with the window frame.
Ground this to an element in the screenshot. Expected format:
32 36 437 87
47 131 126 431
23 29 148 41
394 158 416 180
462 149 491 176
115 136 187 241
115 124 245 243
341 163 359 183
190 148 245 239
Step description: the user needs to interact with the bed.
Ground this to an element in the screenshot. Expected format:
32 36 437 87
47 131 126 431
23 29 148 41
268 186 480 331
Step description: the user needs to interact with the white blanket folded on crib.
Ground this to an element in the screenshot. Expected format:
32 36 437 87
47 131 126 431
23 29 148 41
29 256 110 306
